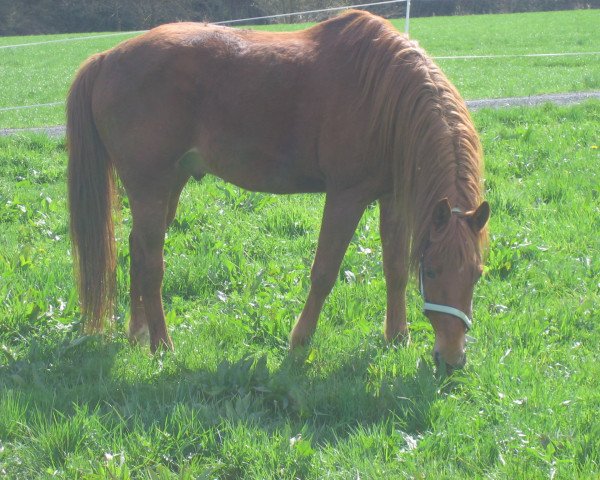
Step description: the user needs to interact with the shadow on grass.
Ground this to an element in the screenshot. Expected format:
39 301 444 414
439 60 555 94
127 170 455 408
0 333 124 411
1 334 444 447
0 331 455 477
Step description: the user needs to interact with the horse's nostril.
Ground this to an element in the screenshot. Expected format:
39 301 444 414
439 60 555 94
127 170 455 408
434 351 466 374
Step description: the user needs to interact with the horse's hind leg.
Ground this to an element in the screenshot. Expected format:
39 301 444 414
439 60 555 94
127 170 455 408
379 195 409 342
128 231 148 343
289 190 369 349
128 171 190 345
127 192 171 351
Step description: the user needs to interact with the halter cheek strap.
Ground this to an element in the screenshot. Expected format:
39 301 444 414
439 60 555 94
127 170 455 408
419 260 473 331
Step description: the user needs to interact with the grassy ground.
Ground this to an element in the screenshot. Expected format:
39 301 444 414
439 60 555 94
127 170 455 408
1 98 599 477
0 9 599 128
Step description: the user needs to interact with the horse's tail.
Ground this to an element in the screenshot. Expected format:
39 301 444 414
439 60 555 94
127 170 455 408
66 53 116 332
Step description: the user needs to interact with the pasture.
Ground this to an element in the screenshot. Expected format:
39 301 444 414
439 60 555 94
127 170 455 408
1 8 599 479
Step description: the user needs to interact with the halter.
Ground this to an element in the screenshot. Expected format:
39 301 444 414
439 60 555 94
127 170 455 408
419 207 473 331
419 264 472 330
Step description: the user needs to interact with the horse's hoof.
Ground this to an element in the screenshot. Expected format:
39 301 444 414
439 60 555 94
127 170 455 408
150 336 174 354
384 329 410 346
129 324 150 346
289 328 313 351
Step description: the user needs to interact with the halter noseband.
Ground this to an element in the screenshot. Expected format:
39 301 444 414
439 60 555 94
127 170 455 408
419 207 473 331
419 266 472 330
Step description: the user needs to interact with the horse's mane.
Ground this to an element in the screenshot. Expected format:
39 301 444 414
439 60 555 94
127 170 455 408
322 10 487 272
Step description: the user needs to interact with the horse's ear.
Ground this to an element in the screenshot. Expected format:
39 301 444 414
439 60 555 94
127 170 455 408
468 201 490 232
432 198 452 232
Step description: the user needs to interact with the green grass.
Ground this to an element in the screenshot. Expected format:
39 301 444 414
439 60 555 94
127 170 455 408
0 9 599 128
1 100 599 477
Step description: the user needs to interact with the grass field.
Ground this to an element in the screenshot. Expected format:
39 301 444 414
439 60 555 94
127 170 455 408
1 9 599 128
1 93 599 477
1 6 600 478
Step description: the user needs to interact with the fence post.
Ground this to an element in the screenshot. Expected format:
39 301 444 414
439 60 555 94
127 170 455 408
404 0 411 34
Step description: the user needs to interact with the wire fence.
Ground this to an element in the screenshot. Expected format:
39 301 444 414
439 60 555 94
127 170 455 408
1 1 598 115
0 0 410 113
214 0 408 25
0 0 407 51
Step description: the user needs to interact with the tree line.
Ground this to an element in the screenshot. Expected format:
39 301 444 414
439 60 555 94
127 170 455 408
0 0 595 36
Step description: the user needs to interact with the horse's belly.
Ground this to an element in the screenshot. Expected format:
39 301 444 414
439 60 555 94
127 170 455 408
178 148 325 194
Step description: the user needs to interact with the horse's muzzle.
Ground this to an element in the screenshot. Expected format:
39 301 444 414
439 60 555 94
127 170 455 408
434 350 466 375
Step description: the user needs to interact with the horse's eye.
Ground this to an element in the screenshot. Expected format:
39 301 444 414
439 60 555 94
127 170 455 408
425 269 436 279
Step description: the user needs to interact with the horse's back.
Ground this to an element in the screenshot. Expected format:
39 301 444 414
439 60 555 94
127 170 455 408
89 12 393 195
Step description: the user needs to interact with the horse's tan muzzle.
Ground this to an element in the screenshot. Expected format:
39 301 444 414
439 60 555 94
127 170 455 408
434 349 466 375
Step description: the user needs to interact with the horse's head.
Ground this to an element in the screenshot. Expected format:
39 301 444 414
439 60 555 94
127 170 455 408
420 198 489 373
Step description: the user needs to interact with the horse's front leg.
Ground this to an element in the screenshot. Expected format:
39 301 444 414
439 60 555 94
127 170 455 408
379 195 410 343
289 189 369 349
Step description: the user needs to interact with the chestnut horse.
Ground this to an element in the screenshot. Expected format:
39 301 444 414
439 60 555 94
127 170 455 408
67 10 489 370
